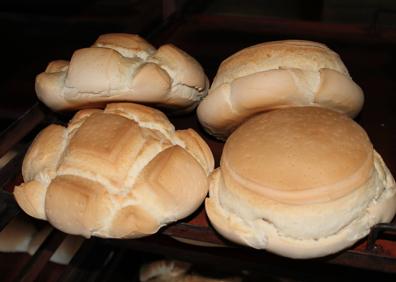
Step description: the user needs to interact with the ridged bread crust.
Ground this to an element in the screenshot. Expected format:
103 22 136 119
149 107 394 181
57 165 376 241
35 33 208 113
205 107 396 258
197 40 364 139
14 103 214 238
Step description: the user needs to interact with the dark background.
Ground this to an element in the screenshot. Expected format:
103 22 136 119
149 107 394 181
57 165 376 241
1 0 395 170
1 0 395 127
0 1 396 281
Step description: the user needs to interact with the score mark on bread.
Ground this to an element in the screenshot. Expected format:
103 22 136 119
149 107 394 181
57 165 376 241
197 40 364 139
14 103 214 238
35 33 209 113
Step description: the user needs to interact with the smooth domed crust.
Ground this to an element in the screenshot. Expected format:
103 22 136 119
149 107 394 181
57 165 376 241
211 40 349 89
205 108 396 258
222 107 373 204
14 103 214 238
206 152 396 258
197 40 364 139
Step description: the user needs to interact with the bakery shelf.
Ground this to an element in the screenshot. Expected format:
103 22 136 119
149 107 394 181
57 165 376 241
1 8 396 281
0 102 395 278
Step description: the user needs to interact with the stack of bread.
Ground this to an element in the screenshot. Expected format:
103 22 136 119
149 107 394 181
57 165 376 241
14 34 214 238
198 40 396 258
12 35 396 259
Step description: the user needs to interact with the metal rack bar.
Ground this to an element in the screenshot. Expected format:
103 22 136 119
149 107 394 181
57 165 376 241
13 229 66 282
0 103 48 158
367 222 396 251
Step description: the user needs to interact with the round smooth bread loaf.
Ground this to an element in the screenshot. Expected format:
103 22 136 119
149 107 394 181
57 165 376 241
205 107 396 258
197 40 364 139
35 33 209 113
14 103 214 238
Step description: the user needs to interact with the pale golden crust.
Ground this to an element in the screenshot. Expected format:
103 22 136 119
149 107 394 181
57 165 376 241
222 107 373 204
104 102 175 135
110 205 160 238
93 33 155 58
58 113 145 191
46 175 114 238
35 33 208 112
151 44 207 92
21 124 67 182
14 180 47 220
120 143 209 238
213 40 349 89
206 153 396 258
140 260 242 282
140 260 190 282
14 103 213 238
175 129 215 175
197 40 363 139
205 107 396 258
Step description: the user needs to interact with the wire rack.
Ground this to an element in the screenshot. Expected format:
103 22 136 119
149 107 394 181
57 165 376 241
0 103 395 282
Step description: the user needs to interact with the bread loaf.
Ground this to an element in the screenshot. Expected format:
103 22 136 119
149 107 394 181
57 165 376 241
140 260 242 282
205 107 396 258
36 33 208 113
197 40 364 139
14 103 214 238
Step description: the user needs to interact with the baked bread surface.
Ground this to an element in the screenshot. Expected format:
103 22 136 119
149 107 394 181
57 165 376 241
205 107 396 258
35 33 208 113
14 103 214 238
197 40 364 138
140 260 242 282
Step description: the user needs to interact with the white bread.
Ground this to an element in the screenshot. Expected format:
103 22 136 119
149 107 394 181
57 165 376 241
35 33 208 113
140 260 242 282
197 40 364 139
205 107 396 259
14 103 214 238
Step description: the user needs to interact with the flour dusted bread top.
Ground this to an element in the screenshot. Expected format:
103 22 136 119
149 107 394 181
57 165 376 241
35 33 208 113
14 103 214 238
205 107 396 258
197 40 364 138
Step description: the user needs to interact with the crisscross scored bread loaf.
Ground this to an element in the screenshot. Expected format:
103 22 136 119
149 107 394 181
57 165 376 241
14 103 214 238
197 40 364 139
205 107 396 259
35 33 209 113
